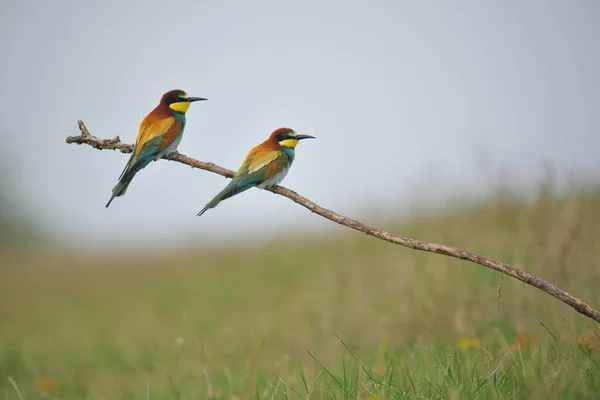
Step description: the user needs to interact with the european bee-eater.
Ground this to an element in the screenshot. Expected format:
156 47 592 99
197 128 315 216
105 89 206 208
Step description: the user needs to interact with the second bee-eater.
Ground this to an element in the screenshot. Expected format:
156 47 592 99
105 89 207 208
197 127 315 216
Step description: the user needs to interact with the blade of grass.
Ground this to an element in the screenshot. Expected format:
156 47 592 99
306 349 342 389
305 371 321 400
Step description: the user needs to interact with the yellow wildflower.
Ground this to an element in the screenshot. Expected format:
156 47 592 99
459 339 482 350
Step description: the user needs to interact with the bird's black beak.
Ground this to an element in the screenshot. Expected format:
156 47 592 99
295 134 316 140
187 97 208 102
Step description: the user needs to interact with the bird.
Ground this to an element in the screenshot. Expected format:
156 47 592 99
105 89 207 208
197 127 315 216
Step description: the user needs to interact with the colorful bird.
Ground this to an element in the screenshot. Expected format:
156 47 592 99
105 89 207 208
197 128 315 216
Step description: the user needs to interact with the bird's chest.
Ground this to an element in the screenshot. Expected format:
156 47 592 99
161 134 183 156
161 114 186 156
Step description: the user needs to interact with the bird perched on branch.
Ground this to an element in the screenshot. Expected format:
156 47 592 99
105 89 207 208
197 128 315 216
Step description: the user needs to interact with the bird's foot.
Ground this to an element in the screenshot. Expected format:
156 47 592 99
164 151 179 160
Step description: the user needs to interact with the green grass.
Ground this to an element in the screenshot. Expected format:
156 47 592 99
1 188 600 399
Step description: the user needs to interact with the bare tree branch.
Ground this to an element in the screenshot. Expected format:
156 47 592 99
66 120 600 325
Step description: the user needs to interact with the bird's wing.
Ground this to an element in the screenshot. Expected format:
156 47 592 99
245 147 283 174
134 115 178 158
213 148 287 199
117 115 177 180
238 149 288 185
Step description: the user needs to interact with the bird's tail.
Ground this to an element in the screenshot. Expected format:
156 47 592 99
105 176 134 208
105 172 136 208
105 152 146 208
197 178 254 216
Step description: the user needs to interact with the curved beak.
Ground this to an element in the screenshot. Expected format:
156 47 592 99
187 97 208 102
295 134 316 140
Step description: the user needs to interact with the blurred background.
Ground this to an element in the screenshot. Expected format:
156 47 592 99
1 1 599 398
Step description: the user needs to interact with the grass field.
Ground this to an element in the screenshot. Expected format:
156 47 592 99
1 187 600 399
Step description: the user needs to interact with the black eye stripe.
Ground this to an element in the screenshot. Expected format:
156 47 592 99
277 133 296 141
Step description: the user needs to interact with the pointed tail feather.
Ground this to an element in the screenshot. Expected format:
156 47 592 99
196 202 216 217
105 174 135 208
105 153 146 208
197 178 255 216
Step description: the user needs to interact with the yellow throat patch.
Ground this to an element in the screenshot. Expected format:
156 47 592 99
279 139 299 149
169 101 191 114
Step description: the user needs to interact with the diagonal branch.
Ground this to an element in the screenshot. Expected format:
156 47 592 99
66 120 600 325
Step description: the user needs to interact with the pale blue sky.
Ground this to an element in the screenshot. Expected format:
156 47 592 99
1 1 599 250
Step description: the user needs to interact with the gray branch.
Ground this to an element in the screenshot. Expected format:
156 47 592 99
66 120 600 325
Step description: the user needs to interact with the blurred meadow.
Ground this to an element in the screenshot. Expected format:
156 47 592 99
2 175 600 399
